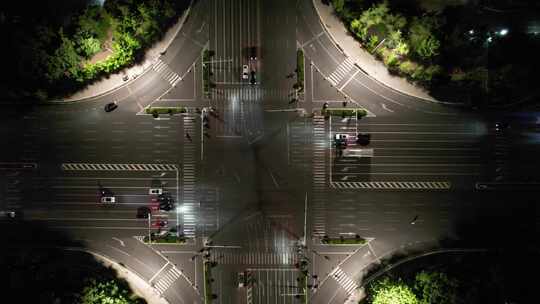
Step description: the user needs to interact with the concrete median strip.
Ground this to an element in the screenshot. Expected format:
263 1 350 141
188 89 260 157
331 181 451 190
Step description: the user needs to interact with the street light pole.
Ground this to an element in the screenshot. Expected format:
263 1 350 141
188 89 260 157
147 213 152 244
200 108 205 161
303 192 308 246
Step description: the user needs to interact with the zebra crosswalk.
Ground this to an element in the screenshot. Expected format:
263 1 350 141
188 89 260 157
289 119 309 167
331 181 451 190
209 251 298 265
246 285 253 304
153 58 181 86
153 267 182 295
133 236 145 243
331 267 358 296
61 163 178 171
312 115 327 237
182 116 197 238
328 58 355 86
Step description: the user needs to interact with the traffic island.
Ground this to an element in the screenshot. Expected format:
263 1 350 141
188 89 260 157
203 261 217 303
296 259 309 304
143 233 186 244
322 235 367 245
295 49 305 93
145 106 187 118
322 107 368 118
202 49 215 99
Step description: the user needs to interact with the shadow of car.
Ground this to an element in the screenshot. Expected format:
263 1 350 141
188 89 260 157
136 207 151 219
356 133 371 146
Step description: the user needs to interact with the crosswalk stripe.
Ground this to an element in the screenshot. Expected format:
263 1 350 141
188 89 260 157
332 268 358 295
330 181 451 190
209 251 298 265
153 58 181 86
153 267 182 294
328 58 355 86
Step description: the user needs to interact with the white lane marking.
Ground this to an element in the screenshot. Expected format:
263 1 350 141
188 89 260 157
106 244 131 257
339 69 360 90
381 103 394 112
149 261 170 283
112 237 125 247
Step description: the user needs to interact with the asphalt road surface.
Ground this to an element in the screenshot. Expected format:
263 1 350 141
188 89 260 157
1 0 540 303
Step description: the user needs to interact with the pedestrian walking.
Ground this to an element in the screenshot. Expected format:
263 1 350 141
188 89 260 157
186 132 192 142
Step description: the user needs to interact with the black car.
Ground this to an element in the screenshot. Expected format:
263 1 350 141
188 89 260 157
159 202 174 211
104 102 118 112
494 122 510 132
158 193 173 202
250 70 256 85
249 46 257 60
356 133 371 146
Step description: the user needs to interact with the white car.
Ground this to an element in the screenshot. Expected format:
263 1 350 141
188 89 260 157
149 188 163 195
242 65 249 80
334 134 349 141
238 272 246 287
100 196 116 203
342 148 374 158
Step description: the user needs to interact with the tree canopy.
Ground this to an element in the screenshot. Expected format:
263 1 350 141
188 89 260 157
79 279 144 304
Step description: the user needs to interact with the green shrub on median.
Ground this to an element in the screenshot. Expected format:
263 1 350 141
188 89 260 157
296 49 305 92
322 235 367 245
204 261 214 303
143 233 186 244
145 107 187 115
322 107 368 118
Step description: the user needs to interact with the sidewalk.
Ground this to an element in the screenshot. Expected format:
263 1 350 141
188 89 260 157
58 2 192 102
312 0 439 102
88 250 170 304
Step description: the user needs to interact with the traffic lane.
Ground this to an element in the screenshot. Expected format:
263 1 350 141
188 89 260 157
301 32 346 80
166 0 209 57
330 163 482 176
43 175 179 187
297 0 329 46
249 268 301 304
260 0 295 88
350 121 488 133
332 154 482 165
340 138 483 150
26 216 177 230
311 277 347 304
86 237 168 282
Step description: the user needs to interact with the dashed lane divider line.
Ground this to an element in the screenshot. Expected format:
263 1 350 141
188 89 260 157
331 181 451 190
61 163 179 171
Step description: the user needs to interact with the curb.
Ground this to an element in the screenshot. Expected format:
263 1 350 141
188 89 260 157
47 0 194 104
310 0 467 107
62 247 170 304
